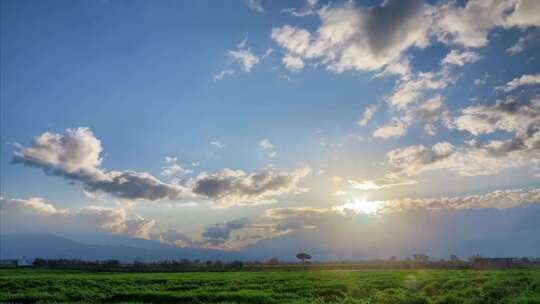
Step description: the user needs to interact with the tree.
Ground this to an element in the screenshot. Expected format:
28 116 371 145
296 252 312 265
268 257 279 265
450 254 459 262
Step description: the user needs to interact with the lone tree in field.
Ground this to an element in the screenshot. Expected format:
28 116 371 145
296 252 312 265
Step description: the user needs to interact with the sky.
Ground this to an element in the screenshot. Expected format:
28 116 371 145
1 0 540 259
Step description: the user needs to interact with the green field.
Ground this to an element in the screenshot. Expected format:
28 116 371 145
1 268 540 303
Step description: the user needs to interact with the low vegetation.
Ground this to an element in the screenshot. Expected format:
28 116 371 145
1 268 540 303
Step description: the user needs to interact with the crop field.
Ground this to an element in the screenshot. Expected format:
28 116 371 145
1 268 540 303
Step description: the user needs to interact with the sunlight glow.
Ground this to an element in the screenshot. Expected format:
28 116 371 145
335 197 382 215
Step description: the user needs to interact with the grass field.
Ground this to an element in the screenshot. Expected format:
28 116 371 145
1 268 540 303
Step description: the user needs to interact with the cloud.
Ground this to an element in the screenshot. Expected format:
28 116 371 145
228 39 260 72
271 0 432 75
151 229 193 247
258 138 274 150
373 116 413 139
164 156 177 164
375 188 540 213
388 68 452 109
373 95 448 138
474 73 489 85
12 128 187 201
507 37 527 55
358 105 377 127
506 32 539 55
271 25 311 57
82 170 186 201
387 97 540 177
190 166 312 206
496 73 540 92
13 127 103 176
452 96 540 135
0 197 155 238
434 0 540 48
271 0 539 77
441 49 482 66
213 69 235 82
228 50 259 73
281 8 316 18
282 54 305 71
13 128 308 205
210 141 225 149
348 177 419 191
386 142 455 176
245 0 264 13
262 187 540 230
161 164 192 176
202 218 250 240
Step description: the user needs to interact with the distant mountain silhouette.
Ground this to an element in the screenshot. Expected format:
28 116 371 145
0 234 240 262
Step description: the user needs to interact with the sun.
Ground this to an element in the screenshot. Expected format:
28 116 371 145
336 197 382 215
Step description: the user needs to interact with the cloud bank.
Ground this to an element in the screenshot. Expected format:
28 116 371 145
13 128 310 206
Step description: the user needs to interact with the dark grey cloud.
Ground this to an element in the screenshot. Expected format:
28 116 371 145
365 0 425 55
191 167 311 206
83 171 184 201
202 218 250 240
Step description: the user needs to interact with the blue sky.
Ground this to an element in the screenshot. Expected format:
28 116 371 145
1 0 540 258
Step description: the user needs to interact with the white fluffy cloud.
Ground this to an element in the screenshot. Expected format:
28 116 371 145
161 164 192 176
386 142 455 176
434 0 540 48
441 50 482 66
358 105 377 127
496 74 540 92
453 96 540 135
389 140 538 177
271 0 432 75
374 95 448 138
388 69 452 109
0 197 155 238
13 128 187 201
14 128 309 205
282 54 305 71
13 127 103 176
387 97 540 177
271 0 539 75
373 116 413 139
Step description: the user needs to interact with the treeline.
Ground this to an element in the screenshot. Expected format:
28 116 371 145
20 256 540 272
31 258 246 272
